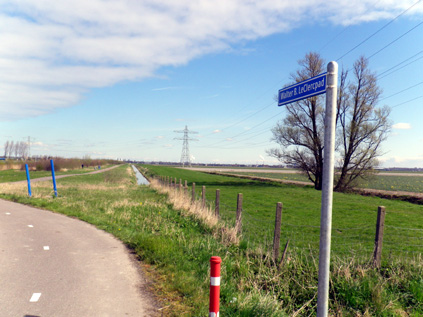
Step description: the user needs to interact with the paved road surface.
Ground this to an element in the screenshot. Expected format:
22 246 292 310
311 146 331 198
0 199 156 316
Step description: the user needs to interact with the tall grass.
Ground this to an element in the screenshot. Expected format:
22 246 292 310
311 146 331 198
150 178 239 245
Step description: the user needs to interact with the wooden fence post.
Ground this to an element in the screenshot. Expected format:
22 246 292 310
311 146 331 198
202 186 206 208
215 189 220 218
273 202 283 263
235 193 243 235
373 206 386 268
179 179 182 191
192 183 196 203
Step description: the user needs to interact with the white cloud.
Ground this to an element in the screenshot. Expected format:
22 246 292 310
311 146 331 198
213 129 222 134
392 122 412 129
32 141 49 148
1 0 422 120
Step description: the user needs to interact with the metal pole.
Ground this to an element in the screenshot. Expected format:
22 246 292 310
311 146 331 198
50 159 58 197
316 61 338 317
25 164 32 197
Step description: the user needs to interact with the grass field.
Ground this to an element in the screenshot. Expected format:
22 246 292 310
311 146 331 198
1 164 423 315
145 165 423 258
218 170 423 193
143 165 423 315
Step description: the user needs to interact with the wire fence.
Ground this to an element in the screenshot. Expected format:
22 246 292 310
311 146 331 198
156 175 423 265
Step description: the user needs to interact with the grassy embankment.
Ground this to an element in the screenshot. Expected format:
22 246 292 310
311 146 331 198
1 164 423 315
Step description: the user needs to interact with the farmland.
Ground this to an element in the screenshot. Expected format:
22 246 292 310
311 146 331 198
1 164 423 315
145 165 423 258
192 167 423 194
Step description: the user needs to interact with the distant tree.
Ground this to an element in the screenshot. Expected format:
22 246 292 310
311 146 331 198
268 53 391 191
4 141 10 158
16 141 29 160
9 141 14 158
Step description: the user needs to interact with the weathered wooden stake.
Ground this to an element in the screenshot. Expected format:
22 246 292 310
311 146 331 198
202 186 206 208
235 193 243 235
273 202 283 263
179 179 182 191
278 239 290 270
192 183 196 202
373 206 386 268
215 189 220 218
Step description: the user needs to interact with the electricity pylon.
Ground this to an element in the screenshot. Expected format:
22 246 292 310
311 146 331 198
174 126 198 167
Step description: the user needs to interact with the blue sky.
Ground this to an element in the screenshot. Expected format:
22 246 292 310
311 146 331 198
1 1 423 167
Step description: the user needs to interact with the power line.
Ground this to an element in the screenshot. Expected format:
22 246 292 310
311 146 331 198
367 19 423 61
377 50 423 80
201 109 281 148
206 99 275 136
336 0 423 61
318 0 385 53
391 95 423 108
380 81 423 101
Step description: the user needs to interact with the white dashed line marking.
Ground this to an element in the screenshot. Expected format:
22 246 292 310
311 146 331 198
43 246 50 251
27 225 34 228
30 293 41 302
5 212 11 215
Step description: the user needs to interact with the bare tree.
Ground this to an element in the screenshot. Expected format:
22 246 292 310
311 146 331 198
269 53 391 192
268 52 326 189
16 141 29 160
9 141 14 158
334 57 391 191
4 141 9 158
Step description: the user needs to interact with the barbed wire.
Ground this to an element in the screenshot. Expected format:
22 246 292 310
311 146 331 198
158 175 423 260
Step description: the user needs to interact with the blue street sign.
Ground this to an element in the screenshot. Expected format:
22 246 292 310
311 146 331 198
278 72 327 106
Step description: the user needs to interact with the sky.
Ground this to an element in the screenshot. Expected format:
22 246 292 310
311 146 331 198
1 0 423 167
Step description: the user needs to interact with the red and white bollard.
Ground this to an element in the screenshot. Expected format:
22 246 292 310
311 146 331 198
209 256 222 317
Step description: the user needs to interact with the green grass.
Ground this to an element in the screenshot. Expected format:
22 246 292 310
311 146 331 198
145 165 423 259
2 164 423 315
359 175 423 193
220 171 312 183
218 170 423 193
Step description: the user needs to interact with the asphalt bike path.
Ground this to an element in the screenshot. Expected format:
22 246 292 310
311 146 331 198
11 165 120 184
0 166 157 316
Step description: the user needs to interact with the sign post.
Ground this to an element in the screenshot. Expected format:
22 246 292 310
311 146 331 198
277 61 338 317
50 159 58 197
25 163 32 197
316 61 338 317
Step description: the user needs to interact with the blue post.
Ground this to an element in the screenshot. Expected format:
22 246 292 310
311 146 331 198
25 164 32 197
50 159 58 197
